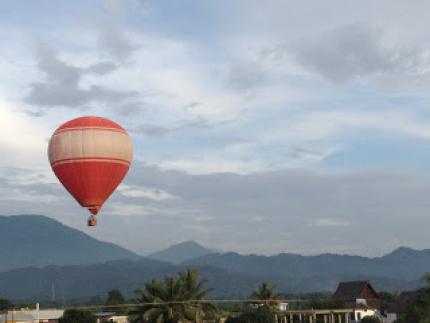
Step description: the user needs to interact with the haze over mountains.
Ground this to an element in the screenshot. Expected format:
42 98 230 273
0 215 428 302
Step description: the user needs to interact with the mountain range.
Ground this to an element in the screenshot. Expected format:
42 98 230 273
0 215 428 302
184 247 430 283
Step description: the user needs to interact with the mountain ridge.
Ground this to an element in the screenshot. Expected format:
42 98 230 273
148 240 216 264
183 247 430 282
0 214 141 272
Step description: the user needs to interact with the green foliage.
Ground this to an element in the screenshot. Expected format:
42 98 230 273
58 309 96 323
129 268 217 323
226 282 282 323
360 316 381 323
225 305 276 323
423 273 430 285
378 291 398 303
309 297 345 309
250 282 282 305
0 298 13 310
106 288 125 305
397 287 430 323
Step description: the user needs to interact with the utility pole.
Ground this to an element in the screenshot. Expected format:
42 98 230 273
61 288 65 308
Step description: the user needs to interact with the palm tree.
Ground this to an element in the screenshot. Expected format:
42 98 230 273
250 282 282 306
130 269 217 323
106 288 126 305
179 269 217 321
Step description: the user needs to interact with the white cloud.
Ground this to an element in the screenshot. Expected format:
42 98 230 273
266 109 430 146
106 202 158 216
251 216 267 222
118 184 175 200
310 218 351 227
157 158 265 175
0 187 60 203
288 24 430 83
0 97 50 169
1 168 57 186
194 215 214 223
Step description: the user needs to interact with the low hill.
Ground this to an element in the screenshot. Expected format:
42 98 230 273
0 259 258 301
148 241 215 264
0 215 140 272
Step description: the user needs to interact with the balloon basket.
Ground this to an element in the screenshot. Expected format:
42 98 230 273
87 215 97 226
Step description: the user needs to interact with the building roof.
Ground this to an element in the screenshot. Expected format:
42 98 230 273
332 281 379 300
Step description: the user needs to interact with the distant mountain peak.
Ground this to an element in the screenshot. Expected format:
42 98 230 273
0 214 140 273
148 240 216 264
383 246 429 259
173 240 204 247
392 246 415 253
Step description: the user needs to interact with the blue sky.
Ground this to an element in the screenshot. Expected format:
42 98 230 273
1 0 430 256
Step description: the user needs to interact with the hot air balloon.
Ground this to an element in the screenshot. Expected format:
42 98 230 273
48 116 133 226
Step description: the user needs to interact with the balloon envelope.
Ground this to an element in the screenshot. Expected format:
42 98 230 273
48 116 133 218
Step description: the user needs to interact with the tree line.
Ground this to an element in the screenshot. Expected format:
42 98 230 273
2 270 430 322
57 268 285 323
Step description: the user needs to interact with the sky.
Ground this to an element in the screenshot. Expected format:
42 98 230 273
1 0 430 257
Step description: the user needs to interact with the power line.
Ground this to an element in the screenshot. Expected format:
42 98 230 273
72 299 308 311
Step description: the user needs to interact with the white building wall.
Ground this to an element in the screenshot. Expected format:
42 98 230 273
354 308 377 321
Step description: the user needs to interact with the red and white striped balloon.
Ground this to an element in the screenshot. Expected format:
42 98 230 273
48 116 133 225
